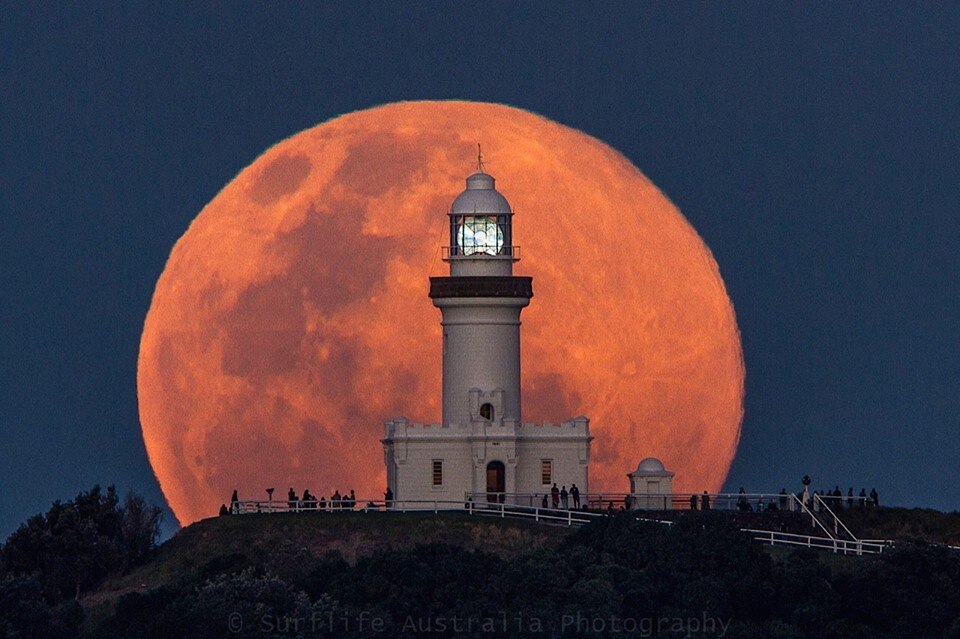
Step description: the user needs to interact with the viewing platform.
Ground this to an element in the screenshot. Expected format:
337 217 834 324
228 489 891 556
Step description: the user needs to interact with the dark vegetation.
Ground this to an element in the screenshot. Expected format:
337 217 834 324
0 485 161 638
2 486 960 638
843 507 960 546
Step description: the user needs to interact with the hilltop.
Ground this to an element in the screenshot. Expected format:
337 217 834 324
85 511 568 611
5 493 960 638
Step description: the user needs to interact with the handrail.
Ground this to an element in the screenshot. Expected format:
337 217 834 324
230 498 609 526
789 494 837 541
229 497 896 555
465 491 811 513
742 528 888 555
813 493 858 541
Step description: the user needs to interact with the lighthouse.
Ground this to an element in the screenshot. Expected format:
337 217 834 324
432 166 529 435
382 157 592 506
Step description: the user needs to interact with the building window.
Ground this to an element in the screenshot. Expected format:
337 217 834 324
432 460 443 486
541 459 552 485
479 403 494 420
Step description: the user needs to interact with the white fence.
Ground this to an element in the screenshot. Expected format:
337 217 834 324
230 494 893 556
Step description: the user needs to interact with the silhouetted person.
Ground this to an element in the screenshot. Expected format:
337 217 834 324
219 503 230 516
551 483 560 508
570 484 581 509
737 487 747 508
230 489 239 510
689 494 698 510
701 491 710 510
332 489 341 510
319 496 327 510
288 487 298 511
859 488 867 507
870 488 879 507
847 487 854 508
348 489 357 509
560 486 569 509
385 487 394 509
541 494 549 509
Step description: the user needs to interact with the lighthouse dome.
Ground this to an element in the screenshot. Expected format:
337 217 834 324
450 172 512 215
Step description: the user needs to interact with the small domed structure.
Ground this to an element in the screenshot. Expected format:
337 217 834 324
634 457 668 474
628 457 675 510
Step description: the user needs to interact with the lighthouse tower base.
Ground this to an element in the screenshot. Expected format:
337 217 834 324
382 417 591 507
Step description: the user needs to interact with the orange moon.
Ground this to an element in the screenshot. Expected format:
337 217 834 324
138 101 744 525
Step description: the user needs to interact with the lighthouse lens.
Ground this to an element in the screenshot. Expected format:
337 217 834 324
457 217 504 256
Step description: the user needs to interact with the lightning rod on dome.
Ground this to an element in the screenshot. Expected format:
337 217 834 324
477 142 486 173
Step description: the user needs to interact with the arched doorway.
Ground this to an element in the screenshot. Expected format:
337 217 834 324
486 461 505 503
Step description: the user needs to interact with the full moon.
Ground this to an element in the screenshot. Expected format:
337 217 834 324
138 101 744 525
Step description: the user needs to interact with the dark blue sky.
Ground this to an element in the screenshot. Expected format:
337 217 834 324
2 4 958 538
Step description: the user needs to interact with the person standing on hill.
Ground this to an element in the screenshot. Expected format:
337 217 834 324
551 483 560 509
560 486 569 509
288 487 298 511
870 488 879 507
570 484 581 509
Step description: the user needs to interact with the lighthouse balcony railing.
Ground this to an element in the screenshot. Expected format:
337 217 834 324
441 245 520 259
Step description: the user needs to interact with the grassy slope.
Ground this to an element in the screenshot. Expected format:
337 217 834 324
83 512 570 620
81 506 960 628
841 507 960 545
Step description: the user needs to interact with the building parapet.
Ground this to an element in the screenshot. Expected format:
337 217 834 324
384 416 591 439
517 416 590 437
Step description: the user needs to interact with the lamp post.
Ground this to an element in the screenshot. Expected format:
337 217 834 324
266 487 275 513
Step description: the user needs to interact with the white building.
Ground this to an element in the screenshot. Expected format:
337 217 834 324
382 163 592 506
628 457 675 510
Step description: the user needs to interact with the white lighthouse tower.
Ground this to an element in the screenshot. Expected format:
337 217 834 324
383 156 592 506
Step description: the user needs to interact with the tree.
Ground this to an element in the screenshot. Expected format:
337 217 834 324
0 485 162 602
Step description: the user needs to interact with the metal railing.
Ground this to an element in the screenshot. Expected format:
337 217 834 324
230 498 609 526
743 529 888 555
441 246 520 259
229 494 895 555
812 493 858 541
467 491 819 514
